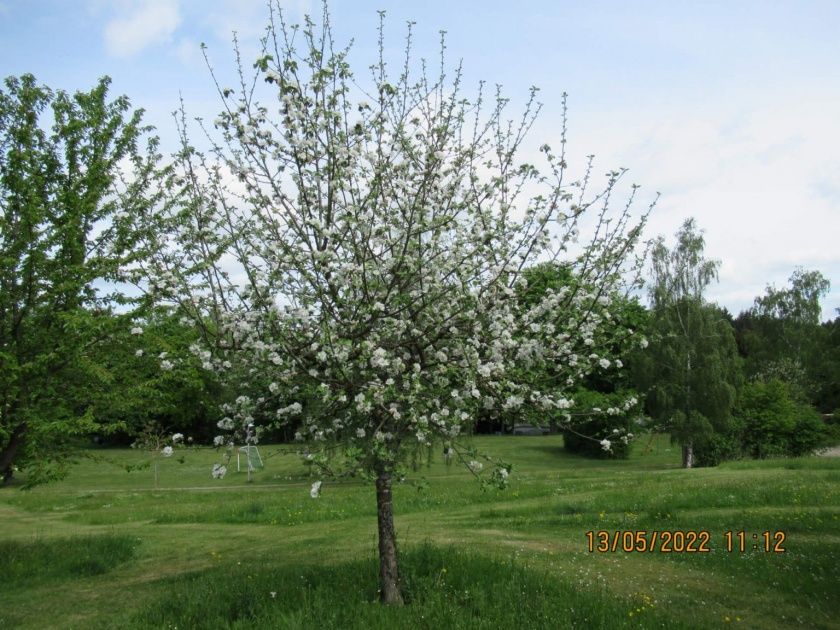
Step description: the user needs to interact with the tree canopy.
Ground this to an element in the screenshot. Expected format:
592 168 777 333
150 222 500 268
0 74 156 485
735 268 831 407
639 218 740 468
143 6 652 603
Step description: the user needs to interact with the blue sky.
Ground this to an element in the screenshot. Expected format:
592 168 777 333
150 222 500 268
2 0 839 319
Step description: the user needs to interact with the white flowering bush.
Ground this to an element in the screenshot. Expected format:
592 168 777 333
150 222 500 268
143 4 654 604
496 261 647 449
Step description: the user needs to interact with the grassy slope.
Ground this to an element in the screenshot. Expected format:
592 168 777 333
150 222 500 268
1 435 838 629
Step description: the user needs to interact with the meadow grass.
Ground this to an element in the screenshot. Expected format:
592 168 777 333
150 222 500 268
130 544 689 630
1 435 838 629
0 534 137 589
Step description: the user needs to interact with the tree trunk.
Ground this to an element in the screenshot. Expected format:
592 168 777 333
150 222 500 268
682 442 694 469
375 468 404 605
0 421 27 485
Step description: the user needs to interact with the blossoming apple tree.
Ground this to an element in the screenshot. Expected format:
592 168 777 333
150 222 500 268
142 4 653 604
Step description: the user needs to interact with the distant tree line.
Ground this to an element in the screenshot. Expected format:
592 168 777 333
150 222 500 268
603 221 835 467
488 220 837 468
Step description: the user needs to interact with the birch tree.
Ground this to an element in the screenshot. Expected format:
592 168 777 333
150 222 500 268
642 218 740 468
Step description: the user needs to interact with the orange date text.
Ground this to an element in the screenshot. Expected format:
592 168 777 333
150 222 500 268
585 530 712 553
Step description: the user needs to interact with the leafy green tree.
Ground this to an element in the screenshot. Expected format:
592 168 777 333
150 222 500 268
814 313 840 414
640 218 741 468
0 74 156 485
734 379 827 458
753 268 829 330
85 308 224 443
735 268 831 407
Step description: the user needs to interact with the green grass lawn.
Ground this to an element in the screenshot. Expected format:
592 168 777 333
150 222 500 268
1 435 838 629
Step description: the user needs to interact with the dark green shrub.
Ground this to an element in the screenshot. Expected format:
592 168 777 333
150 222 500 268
789 409 829 455
735 379 827 458
561 389 636 459
693 426 743 467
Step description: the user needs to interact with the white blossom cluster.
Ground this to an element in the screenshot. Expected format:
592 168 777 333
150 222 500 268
142 11 654 480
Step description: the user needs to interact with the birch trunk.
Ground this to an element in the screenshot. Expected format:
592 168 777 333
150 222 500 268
682 442 694 469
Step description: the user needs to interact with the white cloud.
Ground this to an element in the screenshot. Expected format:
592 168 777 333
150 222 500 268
550 83 840 320
104 0 181 58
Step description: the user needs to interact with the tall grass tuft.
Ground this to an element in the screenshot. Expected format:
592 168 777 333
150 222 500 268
1 534 138 589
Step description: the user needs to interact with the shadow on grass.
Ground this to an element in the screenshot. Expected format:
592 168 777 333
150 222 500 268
1 534 138 590
131 544 687 630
